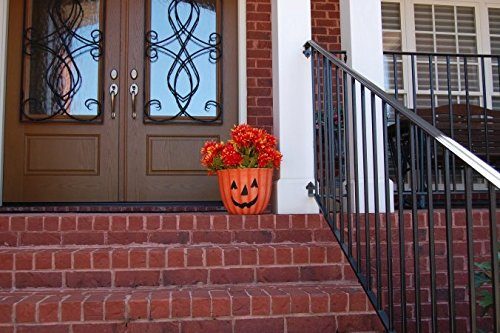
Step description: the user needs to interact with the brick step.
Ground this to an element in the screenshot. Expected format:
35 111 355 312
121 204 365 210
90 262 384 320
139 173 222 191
0 214 333 247
0 243 354 289
0 284 383 333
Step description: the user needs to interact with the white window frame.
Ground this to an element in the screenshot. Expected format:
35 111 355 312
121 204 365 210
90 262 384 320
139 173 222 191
382 0 500 109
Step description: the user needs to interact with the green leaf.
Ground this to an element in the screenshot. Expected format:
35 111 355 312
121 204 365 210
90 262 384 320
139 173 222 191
474 271 490 288
478 290 493 310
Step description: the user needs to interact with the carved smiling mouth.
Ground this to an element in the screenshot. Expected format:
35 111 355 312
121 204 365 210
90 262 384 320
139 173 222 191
231 195 259 209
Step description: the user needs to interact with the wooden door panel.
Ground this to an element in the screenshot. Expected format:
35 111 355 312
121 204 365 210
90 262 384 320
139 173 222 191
3 0 121 203
125 0 239 202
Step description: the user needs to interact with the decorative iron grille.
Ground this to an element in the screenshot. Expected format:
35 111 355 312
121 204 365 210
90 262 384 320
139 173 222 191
145 0 222 123
22 0 103 122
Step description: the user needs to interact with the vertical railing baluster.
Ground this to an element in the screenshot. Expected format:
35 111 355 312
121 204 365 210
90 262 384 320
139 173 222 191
336 66 345 244
326 60 337 231
351 78 362 272
371 92 382 310
344 70 353 258
446 56 457 192
409 124 422 333
481 58 490 163
489 183 499 332
464 166 476 333
311 51 319 199
429 55 439 194
464 57 472 150
426 138 438 333
318 56 326 210
396 110 407 333
444 149 456 333
322 56 332 226
361 85 371 289
382 100 394 331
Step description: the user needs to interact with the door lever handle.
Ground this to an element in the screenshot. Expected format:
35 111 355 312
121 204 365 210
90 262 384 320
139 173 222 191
109 84 118 119
129 84 138 119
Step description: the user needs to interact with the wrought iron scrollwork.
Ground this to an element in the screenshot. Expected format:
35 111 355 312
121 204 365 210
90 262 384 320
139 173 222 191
145 0 222 123
22 0 103 122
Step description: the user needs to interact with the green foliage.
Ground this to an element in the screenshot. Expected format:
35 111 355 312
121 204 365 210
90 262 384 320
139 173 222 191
474 242 499 316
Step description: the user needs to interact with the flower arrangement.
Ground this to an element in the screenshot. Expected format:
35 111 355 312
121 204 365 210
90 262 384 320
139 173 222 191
201 124 282 173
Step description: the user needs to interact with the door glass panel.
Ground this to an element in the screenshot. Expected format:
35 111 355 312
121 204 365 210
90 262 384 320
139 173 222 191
145 0 222 123
23 0 103 121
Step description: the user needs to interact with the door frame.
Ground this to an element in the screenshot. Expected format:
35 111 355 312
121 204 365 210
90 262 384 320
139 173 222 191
0 0 247 205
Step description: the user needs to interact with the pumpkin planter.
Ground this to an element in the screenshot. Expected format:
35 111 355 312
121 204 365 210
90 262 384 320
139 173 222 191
217 168 273 215
201 124 282 215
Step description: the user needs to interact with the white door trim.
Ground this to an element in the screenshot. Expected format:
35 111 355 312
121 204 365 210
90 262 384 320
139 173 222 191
0 0 9 206
0 0 247 205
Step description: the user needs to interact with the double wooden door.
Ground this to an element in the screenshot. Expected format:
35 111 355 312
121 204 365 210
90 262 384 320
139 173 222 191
4 0 238 202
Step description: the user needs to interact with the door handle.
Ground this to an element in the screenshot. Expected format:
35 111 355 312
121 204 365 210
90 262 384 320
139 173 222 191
109 84 118 119
129 84 138 119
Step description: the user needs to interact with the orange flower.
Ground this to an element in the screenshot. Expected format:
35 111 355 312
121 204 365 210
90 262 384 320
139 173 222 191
221 143 243 167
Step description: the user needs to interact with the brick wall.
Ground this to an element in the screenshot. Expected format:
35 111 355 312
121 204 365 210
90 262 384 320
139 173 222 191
245 0 341 133
246 0 273 133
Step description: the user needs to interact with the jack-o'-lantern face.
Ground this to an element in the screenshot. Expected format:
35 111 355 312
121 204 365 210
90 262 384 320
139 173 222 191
230 178 259 209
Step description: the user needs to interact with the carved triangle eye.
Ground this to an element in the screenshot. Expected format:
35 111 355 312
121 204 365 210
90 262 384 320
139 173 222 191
251 179 258 188
231 181 238 190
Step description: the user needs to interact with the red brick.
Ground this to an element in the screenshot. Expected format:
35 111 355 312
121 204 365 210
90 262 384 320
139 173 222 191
94 216 110 230
115 271 160 287
248 289 270 316
35 251 53 269
178 215 194 230
16 295 44 322
167 248 185 267
105 293 126 320
210 290 231 316
43 217 60 231
38 296 59 323
0 253 13 270
171 291 191 318
150 232 189 244
73 324 123 333
16 272 62 288
293 247 309 264
148 249 166 268
10 217 26 231
128 293 149 320
60 216 77 231
192 231 231 244
234 318 284 333
0 217 9 232
20 233 61 246
111 249 129 268
206 248 222 266
77 216 93 231
241 247 258 265
26 216 43 231
223 248 240 266
231 290 250 316
111 216 127 231
107 232 147 245
213 215 228 230
234 230 272 244
83 294 105 321
66 271 111 288
257 267 299 283
128 216 144 231
258 246 274 265
195 215 211 230
210 268 254 284
61 294 84 321
92 250 110 269
63 232 103 245
191 290 211 317
17 326 67 333
0 273 12 288
300 265 342 281
163 269 208 285
182 320 232 333
73 250 91 269
129 249 147 268
187 248 203 266
275 230 312 243
145 216 161 230
150 293 170 319
287 316 335 333
275 247 292 264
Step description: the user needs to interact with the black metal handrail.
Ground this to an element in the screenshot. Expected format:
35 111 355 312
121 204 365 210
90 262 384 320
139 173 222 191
383 50 500 197
304 40 500 332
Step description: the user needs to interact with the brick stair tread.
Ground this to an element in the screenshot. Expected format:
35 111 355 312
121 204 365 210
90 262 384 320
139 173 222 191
0 214 334 247
0 283 383 332
0 242 354 289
